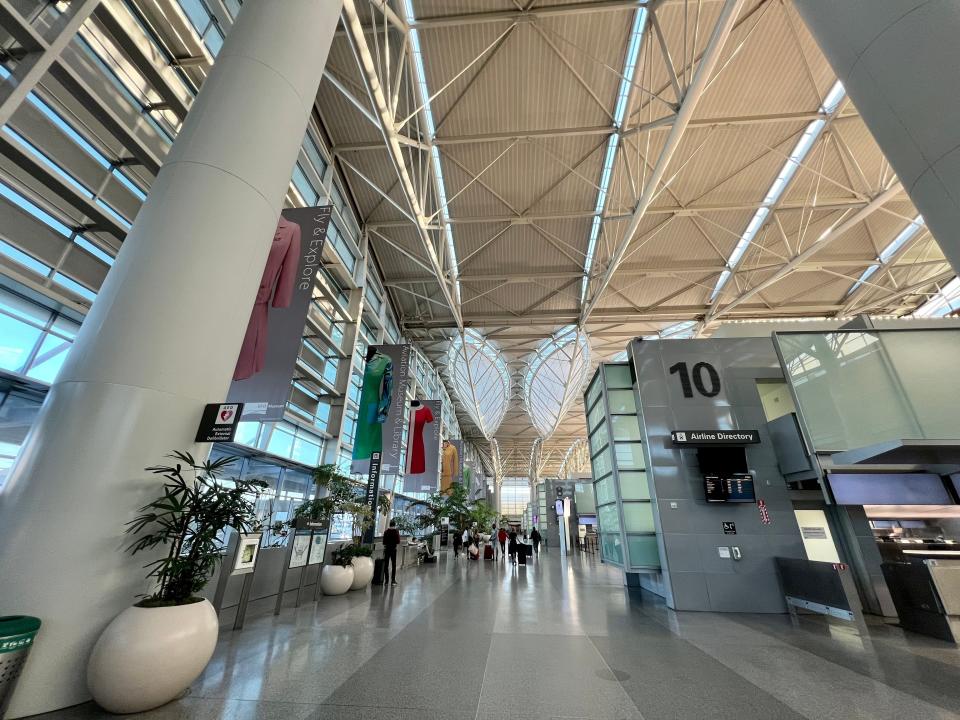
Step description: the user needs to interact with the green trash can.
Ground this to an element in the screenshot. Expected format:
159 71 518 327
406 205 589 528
0 616 41 719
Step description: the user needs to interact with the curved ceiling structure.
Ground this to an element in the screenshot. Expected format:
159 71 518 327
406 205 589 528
446 329 511 439
319 0 953 478
523 326 591 438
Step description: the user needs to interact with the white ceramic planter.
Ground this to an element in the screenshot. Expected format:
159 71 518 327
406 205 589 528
320 564 354 595
350 556 374 589
87 599 218 714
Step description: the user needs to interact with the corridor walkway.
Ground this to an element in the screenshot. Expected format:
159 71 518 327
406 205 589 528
42 550 960 720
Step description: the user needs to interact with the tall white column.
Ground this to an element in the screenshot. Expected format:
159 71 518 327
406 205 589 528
0 2 341 716
795 0 960 274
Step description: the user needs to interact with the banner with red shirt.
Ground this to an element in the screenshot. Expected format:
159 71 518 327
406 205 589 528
402 399 441 493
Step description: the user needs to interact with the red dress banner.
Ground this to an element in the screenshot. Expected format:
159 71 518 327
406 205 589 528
402 399 441 492
408 404 434 474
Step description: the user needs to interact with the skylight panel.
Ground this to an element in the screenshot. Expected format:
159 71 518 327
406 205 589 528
447 330 510 437
844 215 924 296
401 0 460 305
582 9 648 304
523 326 591 437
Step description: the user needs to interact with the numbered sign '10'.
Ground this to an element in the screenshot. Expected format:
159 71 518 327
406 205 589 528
668 361 721 398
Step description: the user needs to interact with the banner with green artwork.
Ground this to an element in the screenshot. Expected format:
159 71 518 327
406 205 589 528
351 344 410 475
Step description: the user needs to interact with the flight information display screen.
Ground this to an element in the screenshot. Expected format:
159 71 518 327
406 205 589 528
704 473 755 503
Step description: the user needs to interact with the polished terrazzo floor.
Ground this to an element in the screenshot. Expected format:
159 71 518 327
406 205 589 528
39 549 960 720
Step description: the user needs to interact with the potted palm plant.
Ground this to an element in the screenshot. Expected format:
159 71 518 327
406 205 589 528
87 452 265 714
295 464 364 595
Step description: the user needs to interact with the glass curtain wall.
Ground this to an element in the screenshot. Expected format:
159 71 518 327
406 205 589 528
500 477 531 518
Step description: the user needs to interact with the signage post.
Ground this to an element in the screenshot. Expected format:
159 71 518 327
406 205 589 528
362 452 382 545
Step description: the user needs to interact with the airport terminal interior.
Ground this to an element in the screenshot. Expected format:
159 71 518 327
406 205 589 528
1 0 960 718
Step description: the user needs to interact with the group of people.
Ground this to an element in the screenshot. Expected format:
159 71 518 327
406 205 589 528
452 524 542 564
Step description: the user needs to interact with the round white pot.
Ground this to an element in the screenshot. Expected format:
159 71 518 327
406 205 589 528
350 556 374 589
87 599 218 714
320 564 354 595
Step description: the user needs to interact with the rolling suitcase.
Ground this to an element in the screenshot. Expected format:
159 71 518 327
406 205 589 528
484 545 494 560
517 548 527 565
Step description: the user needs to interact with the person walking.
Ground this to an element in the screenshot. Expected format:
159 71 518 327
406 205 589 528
530 526 542 556
452 527 463 557
508 529 518 564
383 519 401 585
498 526 508 561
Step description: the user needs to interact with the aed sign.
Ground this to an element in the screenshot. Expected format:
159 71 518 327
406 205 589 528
195 403 244 442
671 430 760 445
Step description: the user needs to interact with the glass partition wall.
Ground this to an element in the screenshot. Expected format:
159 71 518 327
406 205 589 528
774 329 960 452
584 363 660 570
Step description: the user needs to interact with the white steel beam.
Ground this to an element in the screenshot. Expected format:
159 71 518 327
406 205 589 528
332 111 832 152
341 0 462 328
411 1 643 29
365 198 869 229
853 269 956 314
704 183 902 324
839 228 932 315
581 0 746 323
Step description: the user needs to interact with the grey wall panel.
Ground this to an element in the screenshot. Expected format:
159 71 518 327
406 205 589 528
630 337 807 613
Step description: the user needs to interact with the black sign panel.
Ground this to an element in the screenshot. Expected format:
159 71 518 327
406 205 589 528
671 430 760 445
362 451 382 545
195 403 244 442
723 521 737 535
704 473 756 503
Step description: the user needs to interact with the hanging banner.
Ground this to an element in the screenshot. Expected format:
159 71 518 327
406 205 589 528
441 438 463 493
227 206 332 422
352 344 411 475
403 399 441 493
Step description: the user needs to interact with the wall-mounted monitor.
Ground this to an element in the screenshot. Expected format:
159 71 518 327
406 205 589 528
704 473 756 503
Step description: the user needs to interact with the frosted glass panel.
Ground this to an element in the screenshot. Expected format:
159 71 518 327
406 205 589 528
882 331 960 438
611 414 641 441
591 445 612 478
614 442 645 470
589 420 609 456
604 364 633 388
627 534 660 567
619 471 650 500
607 389 637 414
585 375 602 409
598 503 621 532
587 397 605 432
601 533 623 566
595 477 615 505
776 329 960 452
623 502 655 532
